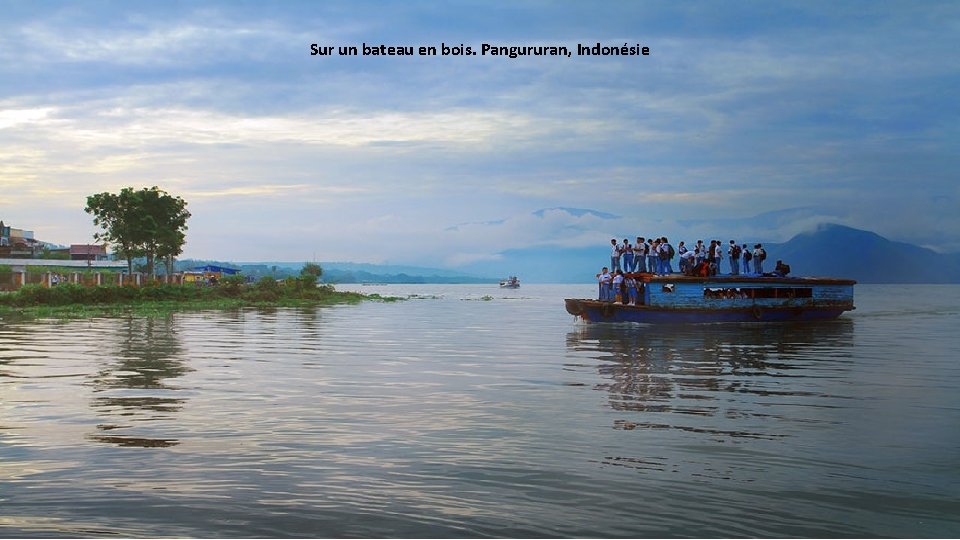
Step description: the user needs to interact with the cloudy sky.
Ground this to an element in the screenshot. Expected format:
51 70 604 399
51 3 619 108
2 1 957 268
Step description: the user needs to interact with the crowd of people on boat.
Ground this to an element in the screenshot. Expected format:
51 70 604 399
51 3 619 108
596 236 792 302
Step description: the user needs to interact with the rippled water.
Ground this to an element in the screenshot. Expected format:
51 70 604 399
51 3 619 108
1 284 959 537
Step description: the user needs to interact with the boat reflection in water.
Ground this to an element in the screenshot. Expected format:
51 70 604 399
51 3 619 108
566 320 855 441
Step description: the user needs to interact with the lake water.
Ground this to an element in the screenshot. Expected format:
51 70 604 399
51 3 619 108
1 284 959 537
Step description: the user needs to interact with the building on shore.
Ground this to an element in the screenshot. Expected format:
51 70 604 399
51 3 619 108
0 258 128 272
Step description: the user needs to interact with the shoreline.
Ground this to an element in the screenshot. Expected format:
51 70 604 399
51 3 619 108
0 283 400 321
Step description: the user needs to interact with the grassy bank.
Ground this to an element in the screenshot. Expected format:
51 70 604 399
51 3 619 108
0 277 397 320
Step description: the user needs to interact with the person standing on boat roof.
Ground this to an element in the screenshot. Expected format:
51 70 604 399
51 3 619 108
706 240 717 276
597 267 612 301
610 239 621 273
753 244 765 274
728 240 740 275
659 237 675 274
621 238 633 276
742 244 753 274
647 238 659 275
713 240 723 275
681 247 696 275
677 241 689 274
650 238 663 276
634 237 646 272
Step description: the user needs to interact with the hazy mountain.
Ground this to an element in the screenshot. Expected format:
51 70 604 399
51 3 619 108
763 224 960 283
176 259 496 284
458 224 960 283
531 207 620 219
178 224 960 284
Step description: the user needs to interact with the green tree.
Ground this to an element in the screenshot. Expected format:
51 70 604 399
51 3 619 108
301 262 323 278
85 187 190 275
85 188 145 274
300 262 323 288
137 188 190 276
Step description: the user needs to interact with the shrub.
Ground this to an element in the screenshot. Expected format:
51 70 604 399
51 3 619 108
140 284 177 301
242 288 281 302
219 274 247 297
255 276 281 291
55 283 90 304
13 284 53 306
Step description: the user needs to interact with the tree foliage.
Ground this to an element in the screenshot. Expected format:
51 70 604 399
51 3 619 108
85 187 191 275
300 262 323 288
301 262 323 278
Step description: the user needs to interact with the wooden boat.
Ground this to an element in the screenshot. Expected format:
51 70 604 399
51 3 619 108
500 276 520 289
565 273 855 323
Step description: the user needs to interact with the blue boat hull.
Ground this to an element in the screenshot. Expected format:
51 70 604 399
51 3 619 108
565 299 851 323
566 274 856 324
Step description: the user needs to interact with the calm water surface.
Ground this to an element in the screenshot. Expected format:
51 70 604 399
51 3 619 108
1 284 959 537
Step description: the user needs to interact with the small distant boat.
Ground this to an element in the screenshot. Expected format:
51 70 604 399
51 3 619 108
499 276 520 289
565 274 855 323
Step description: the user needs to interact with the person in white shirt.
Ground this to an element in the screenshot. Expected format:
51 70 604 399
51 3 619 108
633 237 646 272
597 267 612 300
713 240 723 274
647 238 659 275
681 249 695 275
677 241 689 274
659 237 674 274
610 239 621 273
625 273 638 304
621 238 633 275
753 244 765 274
612 270 625 302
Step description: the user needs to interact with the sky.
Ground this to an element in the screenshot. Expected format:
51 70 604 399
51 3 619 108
1 1 958 270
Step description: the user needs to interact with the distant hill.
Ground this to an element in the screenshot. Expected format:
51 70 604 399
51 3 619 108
457 224 960 284
175 259 497 284
456 245 602 284
176 224 960 284
764 224 960 283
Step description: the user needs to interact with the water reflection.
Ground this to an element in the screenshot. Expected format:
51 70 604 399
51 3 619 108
86 316 190 448
567 320 855 440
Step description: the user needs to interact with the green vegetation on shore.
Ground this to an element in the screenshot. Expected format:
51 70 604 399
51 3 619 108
0 275 396 320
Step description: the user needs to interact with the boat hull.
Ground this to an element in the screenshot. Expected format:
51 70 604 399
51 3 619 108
565 298 851 323
567 274 856 324
499 277 520 288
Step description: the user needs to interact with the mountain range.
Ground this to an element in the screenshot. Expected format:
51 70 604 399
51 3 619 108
764 224 960 284
182 223 960 284
174 260 497 284
446 223 960 284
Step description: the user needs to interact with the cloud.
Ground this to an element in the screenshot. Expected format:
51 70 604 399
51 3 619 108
0 107 59 129
0 1 957 268
434 208 624 267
